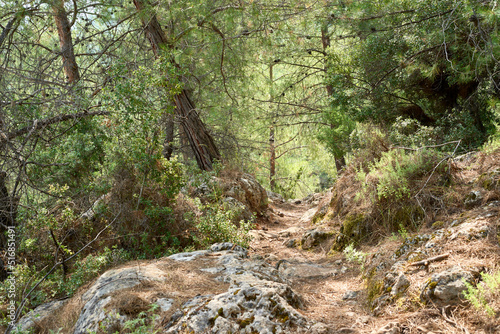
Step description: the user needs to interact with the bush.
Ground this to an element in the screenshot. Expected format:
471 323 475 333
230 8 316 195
194 201 254 249
343 243 367 267
463 270 500 317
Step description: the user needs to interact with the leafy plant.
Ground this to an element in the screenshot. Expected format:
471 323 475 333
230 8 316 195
121 304 159 334
194 202 254 249
463 270 500 317
343 243 367 267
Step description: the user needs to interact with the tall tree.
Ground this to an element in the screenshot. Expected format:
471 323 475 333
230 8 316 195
322 0 499 149
133 0 221 171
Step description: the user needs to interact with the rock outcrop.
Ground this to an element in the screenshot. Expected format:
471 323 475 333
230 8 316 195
16 243 326 334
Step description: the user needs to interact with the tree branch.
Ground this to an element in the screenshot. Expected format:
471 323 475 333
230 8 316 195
3 110 110 143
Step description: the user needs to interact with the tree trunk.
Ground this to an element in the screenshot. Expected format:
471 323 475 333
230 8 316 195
269 125 276 191
162 112 174 159
133 0 221 170
174 90 221 171
322 25 346 173
52 0 80 84
269 64 276 191
0 171 17 251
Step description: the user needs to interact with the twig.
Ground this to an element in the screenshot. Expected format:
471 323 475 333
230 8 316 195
394 140 461 151
409 253 449 267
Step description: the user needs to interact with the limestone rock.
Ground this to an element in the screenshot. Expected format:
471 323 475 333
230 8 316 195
267 190 285 204
226 173 268 215
372 322 400 334
14 300 66 333
390 273 410 297
301 229 331 250
464 190 483 208
277 260 338 280
299 207 317 224
421 266 474 306
25 243 329 334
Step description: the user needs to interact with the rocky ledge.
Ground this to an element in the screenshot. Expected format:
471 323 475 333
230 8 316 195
15 243 327 334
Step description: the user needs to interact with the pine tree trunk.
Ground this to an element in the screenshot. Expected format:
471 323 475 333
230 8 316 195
133 0 221 170
322 25 346 173
162 112 174 159
269 125 276 191
52 0 80 84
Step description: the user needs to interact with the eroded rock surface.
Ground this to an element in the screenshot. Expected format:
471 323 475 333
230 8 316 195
20 243 328 334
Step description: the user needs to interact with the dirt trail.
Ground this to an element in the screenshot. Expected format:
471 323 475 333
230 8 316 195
249 199 377 333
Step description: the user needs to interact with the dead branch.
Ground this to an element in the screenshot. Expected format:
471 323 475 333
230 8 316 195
409 253 449 267
3 110 109 143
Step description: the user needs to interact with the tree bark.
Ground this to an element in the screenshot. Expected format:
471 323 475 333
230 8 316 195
269 125 276 191
52 0 80 84
269 64 276 191
322 24 346 173
162 112 174 159
0 171 18 252
133 0 221 170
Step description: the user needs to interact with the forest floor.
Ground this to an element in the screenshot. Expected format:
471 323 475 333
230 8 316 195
249 191 500 334
249 199 377 332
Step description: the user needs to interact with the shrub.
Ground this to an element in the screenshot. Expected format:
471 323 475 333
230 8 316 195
463 270 500 317
343 243 367 267
194 201 254 249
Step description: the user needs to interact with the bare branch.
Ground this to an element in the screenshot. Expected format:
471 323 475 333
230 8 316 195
3 110 110 143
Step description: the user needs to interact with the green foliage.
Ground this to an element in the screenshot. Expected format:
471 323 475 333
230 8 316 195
194 201 254 249
274 166 304 200
319 107 356 160
121 304 159 334
343 243 367 267
324 0 499 150
359 148 443 202
463 270 500 317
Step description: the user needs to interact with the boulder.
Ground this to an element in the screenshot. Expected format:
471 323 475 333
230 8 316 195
223 173 268 215
18 243 326 334
14 300 66 333
301 229 331 250
421 266 474 306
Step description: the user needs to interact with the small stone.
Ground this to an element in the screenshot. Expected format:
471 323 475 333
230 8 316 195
372 322 400 334
155 298 174 312
251 254 264 261
390 273 410 297
266 254 278 262
342 291 358 300
284 239 297 248
309 322 330 334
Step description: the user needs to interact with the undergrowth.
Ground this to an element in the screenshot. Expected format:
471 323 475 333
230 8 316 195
463 270 500 317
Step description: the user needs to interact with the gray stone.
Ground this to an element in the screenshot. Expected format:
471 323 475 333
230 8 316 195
464 190 483 208
74 264 165 334
308 322 331 334
284 239 297 248
421 266 474 306
390 273 410 297
342 291 358 300
299 207 317 224
210 242 248 256
372 322 400 334
168 249 208 261
278 261 338 280
301 229 331 250
155 298 174 312
267 190 285 203
16 300 66 333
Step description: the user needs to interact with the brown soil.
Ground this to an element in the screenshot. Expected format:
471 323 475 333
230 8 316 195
248 190 500 333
